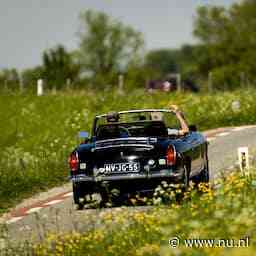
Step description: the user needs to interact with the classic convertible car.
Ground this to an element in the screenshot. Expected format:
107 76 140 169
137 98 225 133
69 109 209 208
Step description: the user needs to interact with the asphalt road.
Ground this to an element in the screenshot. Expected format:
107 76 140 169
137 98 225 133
2 126 256 245
208 126 256 178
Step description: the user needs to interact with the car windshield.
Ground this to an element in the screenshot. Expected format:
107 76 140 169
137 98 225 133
94 111 181 140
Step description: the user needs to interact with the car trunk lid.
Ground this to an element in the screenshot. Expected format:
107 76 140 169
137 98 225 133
92 137 162 175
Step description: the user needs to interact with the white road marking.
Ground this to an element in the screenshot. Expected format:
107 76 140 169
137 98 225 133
26 207 43 214
63 192 73 197
6 216 23 225
216 132 230 137
207 137 216 142
233 127 247 132
44 199 63 206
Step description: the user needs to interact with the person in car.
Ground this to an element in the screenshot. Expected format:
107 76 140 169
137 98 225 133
169 104 189 136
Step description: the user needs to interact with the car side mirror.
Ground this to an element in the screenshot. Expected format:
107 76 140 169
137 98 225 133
78 131 90 143
189 125 197 132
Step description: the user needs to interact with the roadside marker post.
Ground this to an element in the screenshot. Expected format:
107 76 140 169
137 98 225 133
37 79 44 96
231 101 240 112
238 147 250 175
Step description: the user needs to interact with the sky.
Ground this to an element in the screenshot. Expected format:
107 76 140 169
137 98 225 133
0 0 238 70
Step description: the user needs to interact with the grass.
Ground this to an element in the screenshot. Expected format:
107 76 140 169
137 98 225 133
1 88 256 212
1 169 256 255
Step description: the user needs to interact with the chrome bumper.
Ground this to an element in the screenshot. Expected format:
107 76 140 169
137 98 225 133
70 169 183 182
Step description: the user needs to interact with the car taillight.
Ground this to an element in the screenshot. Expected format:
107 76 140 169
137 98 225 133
166 145 176 166
69 152 79 171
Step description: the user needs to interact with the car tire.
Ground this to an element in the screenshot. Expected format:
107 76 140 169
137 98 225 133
194 154 209 185
200 160 210 183
76 202 84 210
182 163 190 189
73 182 85 210
176 163 190 202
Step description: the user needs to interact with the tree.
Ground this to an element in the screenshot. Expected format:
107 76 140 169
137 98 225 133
42 45 81 89
78 10 144 87
21 66 43 89
145 49 179 77
0 68 19 91
193 1 256 89
144 45 203 81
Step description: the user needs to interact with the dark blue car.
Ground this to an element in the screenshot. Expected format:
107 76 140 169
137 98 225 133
69 109 209 209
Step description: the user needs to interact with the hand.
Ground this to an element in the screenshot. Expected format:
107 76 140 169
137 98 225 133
178 130 186 136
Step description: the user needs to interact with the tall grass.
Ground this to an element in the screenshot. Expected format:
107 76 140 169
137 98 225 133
0 88 256 212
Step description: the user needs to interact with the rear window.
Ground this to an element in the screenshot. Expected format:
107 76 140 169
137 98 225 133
96 121 170 140
94 111 181 140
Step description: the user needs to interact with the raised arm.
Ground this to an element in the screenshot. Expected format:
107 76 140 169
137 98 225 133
169 105 189 135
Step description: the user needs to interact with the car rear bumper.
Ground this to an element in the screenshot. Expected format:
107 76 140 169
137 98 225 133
71 170 183 196
71 169 184 204
70 169 183 182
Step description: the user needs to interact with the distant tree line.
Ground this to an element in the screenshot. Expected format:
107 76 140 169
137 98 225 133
1 0 256 92
193 0 256 89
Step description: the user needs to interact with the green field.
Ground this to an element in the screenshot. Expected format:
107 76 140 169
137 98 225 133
1 89 256 213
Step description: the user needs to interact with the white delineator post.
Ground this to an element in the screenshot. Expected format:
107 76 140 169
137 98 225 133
37 79 44 96
231 101 240 112
238 147 250 175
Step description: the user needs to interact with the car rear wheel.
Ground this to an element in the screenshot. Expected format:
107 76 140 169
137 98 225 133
182 164 190 189
175 163 190 202
193 155 209 185
73 182 85 210
199 161 209 183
